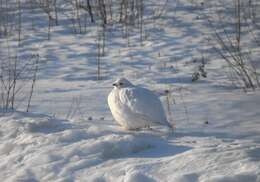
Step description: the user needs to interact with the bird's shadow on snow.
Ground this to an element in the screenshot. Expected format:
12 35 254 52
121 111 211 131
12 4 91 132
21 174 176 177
100 131 192 160
78 119 193 160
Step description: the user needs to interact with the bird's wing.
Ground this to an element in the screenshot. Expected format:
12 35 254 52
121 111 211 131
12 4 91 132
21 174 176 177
119 87 170 127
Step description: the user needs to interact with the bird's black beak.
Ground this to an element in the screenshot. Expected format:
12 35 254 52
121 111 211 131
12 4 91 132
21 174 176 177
113 83 117 86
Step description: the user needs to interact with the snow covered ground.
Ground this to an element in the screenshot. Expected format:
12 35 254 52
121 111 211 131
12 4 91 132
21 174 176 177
1 0 260 181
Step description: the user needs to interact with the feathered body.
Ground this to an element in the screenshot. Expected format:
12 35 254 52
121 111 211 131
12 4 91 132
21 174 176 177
108 78 172 130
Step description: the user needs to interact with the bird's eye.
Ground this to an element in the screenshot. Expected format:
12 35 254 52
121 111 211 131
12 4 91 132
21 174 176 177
119 82 123 85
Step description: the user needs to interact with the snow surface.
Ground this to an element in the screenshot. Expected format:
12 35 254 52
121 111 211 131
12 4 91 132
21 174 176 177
1 0 260 181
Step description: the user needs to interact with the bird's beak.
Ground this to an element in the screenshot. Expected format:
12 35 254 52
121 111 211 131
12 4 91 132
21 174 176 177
113 83 117 87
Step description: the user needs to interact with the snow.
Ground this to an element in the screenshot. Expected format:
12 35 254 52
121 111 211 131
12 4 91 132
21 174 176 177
1 93 260 181
0 0 260 181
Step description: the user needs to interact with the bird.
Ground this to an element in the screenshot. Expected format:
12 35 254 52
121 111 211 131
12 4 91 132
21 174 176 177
107 78 173 130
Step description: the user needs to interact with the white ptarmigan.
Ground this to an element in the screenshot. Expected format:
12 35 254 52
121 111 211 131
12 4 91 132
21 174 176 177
108 78 172 130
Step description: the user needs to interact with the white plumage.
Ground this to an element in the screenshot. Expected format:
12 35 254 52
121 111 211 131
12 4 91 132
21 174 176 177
108 78 172 130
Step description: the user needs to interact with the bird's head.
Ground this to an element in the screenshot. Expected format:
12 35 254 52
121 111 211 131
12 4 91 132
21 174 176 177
112 78 133 89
